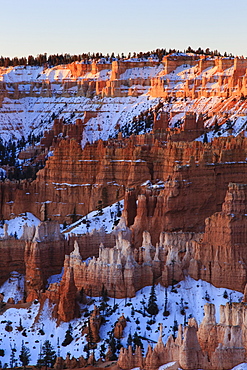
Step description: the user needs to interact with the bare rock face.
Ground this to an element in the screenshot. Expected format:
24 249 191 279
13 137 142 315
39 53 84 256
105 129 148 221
179 324 204 370
62 231 155 299
24 241 44 302
189 183 247 291
113 314 127 339
118 345 144 370
87 305 102 343
52 227 202 302
2 55 247 369
24 221 66 302
2 132 247 231
197 303 218 355
54 356 64 370
23 181 247 328
121 137 247 247
57 261 77 322
82 305 103 344
0 239 26 287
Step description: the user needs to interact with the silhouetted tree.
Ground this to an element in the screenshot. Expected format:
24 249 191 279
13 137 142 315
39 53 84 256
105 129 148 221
19 341 30 370
36 340 56 370
147 282 158 316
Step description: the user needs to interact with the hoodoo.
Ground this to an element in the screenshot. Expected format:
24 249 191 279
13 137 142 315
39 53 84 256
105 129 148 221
0 51 247 369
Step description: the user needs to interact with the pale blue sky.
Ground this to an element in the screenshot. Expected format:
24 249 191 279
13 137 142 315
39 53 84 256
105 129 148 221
1 0 247 58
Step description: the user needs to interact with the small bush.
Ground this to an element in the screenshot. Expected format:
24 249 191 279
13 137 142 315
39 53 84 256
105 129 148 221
163 310 170 317
5 322 13 332
223 290 228 299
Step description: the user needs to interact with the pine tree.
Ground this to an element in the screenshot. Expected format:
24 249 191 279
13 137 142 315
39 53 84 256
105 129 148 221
127 333 132 347
172 319 178 339
203 132 208 144
37 340 56 370
71 207 77 223
180 298 185 315
163 287 170 317
62 323 73 346
132 332 143 352
108 335 117 360
99 285 109 314
223 290 228 299
9 345 17 368
147 282 158 316
87 318 93 347
19 341 30 370
99 342 106 359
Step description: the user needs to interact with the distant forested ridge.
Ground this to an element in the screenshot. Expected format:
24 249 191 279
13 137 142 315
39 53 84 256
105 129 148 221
0 47 233 67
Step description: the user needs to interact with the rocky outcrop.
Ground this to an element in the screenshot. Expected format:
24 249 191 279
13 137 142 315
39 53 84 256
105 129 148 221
118 303 247 370
113 314 127 339
86 305 102 343
0 239 26 286
54 354 87 369
1 54 247 101
57 228 201 299
24 221 66 301
57 262 78 322
150 54 247 99
47 179 247 300
1 131 247 227
188 182 247 291
0 220 116 307
62 232 153 298
120 136 247 247
1 54 247 368
118 345 144 370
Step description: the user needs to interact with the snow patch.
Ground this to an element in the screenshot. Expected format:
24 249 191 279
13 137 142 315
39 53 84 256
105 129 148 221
0 212 41 239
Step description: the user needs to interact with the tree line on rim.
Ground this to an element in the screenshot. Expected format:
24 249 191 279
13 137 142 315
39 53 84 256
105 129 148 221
0 47 234 68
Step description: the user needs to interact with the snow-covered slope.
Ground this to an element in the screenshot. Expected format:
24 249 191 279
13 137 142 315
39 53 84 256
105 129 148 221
0 276 242 367
63 200 124 236
0 63 247 144
0 212 40 239
0 94 159 143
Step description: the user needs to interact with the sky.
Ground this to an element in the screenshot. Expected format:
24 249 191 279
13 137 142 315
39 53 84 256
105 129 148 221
1 0 247 58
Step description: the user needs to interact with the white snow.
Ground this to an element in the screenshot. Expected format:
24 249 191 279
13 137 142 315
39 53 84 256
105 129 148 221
63 200 124 235
158 363 177 370
0 212 40 239
0 66 43 83
0 272 24 303
46 269 64 286
0 63 246 145
83 69 111 81
0 168 6 179
119 65 163 80
0 276 243 367
0 93 159 144
81 95 159 147
39 67 72 82
231 365 247 370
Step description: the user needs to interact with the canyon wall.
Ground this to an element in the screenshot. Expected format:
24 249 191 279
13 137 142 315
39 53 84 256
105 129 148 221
1 135 247 230
188 182 247 292
0 221 115 300
46 181 247 307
